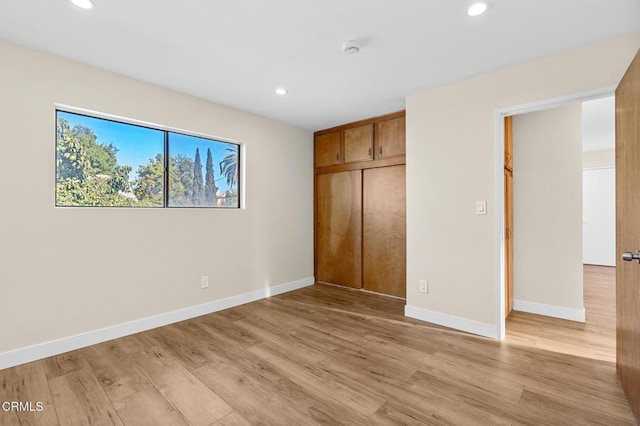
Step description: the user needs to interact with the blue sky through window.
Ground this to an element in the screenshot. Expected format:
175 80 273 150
58 111 238 193
58 111 163 181
169 133 238 194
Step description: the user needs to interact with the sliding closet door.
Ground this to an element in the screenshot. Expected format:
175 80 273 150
316 171 363 288
363 165 406 297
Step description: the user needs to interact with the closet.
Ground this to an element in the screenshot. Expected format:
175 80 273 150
314 111 406 298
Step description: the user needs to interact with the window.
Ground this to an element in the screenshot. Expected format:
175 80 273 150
55 110 240 208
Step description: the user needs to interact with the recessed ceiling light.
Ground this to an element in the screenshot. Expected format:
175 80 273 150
275 88 288 95
71 0 95 10
467 2 487 16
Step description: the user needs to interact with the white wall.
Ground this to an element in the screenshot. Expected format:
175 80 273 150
405 32 640 336
512 105 584 311
0 41 313 355
583 168 616 266
581 95 616 267
582 118 616 267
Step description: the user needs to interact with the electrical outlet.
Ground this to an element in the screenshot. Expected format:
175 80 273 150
419 280 428 294
201 276 209 289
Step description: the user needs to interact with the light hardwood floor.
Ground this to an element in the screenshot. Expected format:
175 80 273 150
0 265 635 425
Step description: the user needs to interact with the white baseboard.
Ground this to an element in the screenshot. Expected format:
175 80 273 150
404 305 497 339
0 277 315 371
513 299 586 322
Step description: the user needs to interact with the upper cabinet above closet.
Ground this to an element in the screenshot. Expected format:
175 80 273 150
376 115 406 159
314 130 341 167
344 124 374 163
314 111 405 170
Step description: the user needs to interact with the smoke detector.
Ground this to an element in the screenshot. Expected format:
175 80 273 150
343 40 361 55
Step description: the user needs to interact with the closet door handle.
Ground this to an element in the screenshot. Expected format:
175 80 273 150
368 147 372 158
379 146 383 157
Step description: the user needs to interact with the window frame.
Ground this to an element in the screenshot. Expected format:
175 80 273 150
55 106 242 209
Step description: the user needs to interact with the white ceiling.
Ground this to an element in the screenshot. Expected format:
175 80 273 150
1 1 639 131
582 96 615 152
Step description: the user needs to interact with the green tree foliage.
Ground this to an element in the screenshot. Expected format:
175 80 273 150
134 154 164 206
219 147 239 207
56 118 143 206
56 116 235 208
56 118 91 181
204 148 218 207
219 147 239 189
192 148 204 206
72 125 118 175
168 154 194 206
56 176 137 207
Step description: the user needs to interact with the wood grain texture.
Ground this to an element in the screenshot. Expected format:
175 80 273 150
504 167 514 317
314 110 405 137
344 124 373 163
82 341 151 403
616 48 640 422
504 114 514 318
0 361 57 426
363 165 406 297
314 155 405 175
0 265 635 425
316 170 363 288
505 115 513 171
130 347 233 425
112 388 188 426
48 369 123 425
375 115 406 159
314 130 341 167
213 411 251 426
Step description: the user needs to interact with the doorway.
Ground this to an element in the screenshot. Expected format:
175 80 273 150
503 96 616 324
502 96 617 361
495 87 615 340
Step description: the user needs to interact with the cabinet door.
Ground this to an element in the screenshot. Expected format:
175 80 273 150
376 116 406 159
363 165 406 297
344 124 373 163
315 131 341 167
316 171 362 288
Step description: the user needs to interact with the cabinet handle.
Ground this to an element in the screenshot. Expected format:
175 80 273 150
379 146 383 157
336 153 340 162
368 147 372 158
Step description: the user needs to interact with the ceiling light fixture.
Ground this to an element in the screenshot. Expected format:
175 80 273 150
275 88 288 95
71 0 95 9
343 40 360 55
467 2 487 16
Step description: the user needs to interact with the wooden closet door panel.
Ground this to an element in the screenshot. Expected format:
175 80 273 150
315 131 341 167
363 165 406 297
344 124 373 163
316 171 362 288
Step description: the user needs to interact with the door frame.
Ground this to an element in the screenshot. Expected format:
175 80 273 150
493 86 616 340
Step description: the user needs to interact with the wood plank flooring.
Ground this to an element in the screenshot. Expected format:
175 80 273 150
0 265 635 425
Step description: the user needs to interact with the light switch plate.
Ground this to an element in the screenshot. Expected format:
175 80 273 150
476 201 487 215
